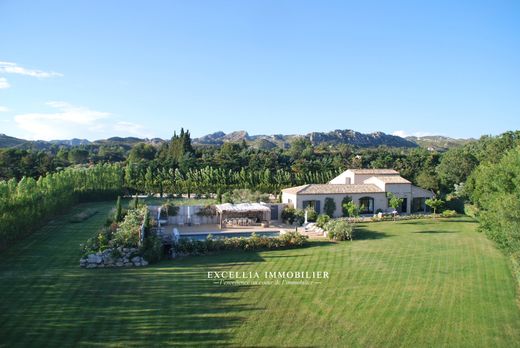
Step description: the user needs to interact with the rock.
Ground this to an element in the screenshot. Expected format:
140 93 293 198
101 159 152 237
131 256 141 263
124 262 132 267
86 264 97 269
116 261 124 267
141 260 148 266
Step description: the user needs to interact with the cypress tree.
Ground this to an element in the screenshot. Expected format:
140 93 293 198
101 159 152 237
115 196 122 222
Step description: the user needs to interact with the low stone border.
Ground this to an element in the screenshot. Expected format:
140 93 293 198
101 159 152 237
80 247 149 268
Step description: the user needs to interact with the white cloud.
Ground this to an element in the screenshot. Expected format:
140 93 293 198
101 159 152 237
14 101 110 140
14 101 151 140
392 130 409 138
0 106 9 112
114 121 152 137
0 61 63 78
0 77 10 89
392 130 433 138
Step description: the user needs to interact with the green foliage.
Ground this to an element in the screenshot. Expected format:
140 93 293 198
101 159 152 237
464 203 479 218
304 207 318 222
140 233 163 263
436 147 479 191
425 198 444 214
316 214 330 228
161 201 179 216
441 210 457 217
172 231 308 255
196 205 216 217
387 192 404 210
281 207 297 224
325 219 354 241
323 197 336 217
341 196 352 216
342 201 360 217
216 188 222 203
0 163 124 250
444 195 465 213
115 196 123 222
469 147 520 253
111 206 147 248
225 189 270 204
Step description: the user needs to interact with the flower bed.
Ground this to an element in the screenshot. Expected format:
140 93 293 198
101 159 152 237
172 231 308 257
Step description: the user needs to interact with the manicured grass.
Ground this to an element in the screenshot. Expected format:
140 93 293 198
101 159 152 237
1 202 519 347
139 197 217 206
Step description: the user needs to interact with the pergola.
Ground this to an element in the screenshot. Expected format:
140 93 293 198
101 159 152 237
215 203 271 229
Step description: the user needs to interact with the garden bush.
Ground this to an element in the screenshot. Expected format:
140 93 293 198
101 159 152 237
441 210 457 217
341 196 352 217
282 207 297 224
172 231 308 256
316 214 330 228
324 197 336 217
325 219 354 241
305 207 318 222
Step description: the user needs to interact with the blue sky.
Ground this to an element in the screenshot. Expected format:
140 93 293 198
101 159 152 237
0 0 518 140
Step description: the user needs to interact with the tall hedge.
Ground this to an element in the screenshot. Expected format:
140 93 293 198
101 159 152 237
469 146 520 252
0 164 124 250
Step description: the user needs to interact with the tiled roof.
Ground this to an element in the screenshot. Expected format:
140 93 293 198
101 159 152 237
282 184 384 195
370 176 411 184
349 169 399 175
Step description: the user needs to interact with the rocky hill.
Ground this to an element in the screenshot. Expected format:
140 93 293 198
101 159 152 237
0 130 473 151
405 135 476 151
192 129 418 148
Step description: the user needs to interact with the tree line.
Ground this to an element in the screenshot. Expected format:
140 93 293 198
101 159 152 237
0 164 124 250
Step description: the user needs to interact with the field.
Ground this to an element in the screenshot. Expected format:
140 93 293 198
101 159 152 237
1 202 519 347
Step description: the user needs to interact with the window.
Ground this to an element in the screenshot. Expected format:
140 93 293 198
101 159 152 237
401 198 407 213
412 197 426 213
302 200 321 214
359 197 374 214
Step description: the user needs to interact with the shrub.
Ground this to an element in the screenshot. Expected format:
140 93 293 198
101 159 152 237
387 192 404 211
464 203 479 218
282 207 297 224
325 219 354 241
445 195 465 213
441 210 457 217
305 207 318 222
196 205 217 217
115 196 123 222
316 214 330 229
341 196 352 217
172 231 308 255
140 233 163 263
324 197 336 217
161 202 179 216
110 206 147 248
342 201 360 217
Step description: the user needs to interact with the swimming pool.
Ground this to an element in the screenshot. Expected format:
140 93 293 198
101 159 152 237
180 231 281 241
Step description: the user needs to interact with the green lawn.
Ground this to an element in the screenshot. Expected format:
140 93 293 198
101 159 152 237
1 202 519 347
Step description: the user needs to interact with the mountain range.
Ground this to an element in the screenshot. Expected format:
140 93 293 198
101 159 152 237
0 130 474 151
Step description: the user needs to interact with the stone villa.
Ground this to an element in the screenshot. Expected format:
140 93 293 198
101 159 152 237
282 169 433 217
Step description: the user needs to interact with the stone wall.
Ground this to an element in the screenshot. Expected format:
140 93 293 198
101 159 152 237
80 247 149 268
